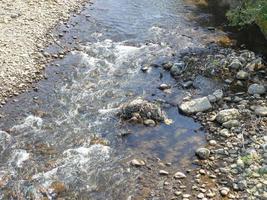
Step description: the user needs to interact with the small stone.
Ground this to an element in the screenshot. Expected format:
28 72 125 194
182 81 193 88
254 106 267 117
229 59 242 69
179 97 212 114
199 169 206 175
236 70 249 80
131 159 145 167
206 192 215 198
220 187 230 196
216 109 240 124
162 62 173 70
174 191 182 196
174 172 187 179
143 119 156 127
207 95 217 103
159 170 169 175
141 66 149 72
222 119 240 128
159 84 171 90
182 194 191 198
209 140 217 146
220 129 230 137
248 84 266 95
197 193 205 199
170 62 185 76
213 89 223 100
195 148 210 160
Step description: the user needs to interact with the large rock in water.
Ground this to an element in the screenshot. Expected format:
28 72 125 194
179 97 212 114
216 108 240 124
119 98 165 122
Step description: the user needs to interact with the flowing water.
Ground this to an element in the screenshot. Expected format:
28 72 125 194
0 0 223 199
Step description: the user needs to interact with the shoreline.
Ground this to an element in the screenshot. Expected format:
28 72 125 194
0 0 90 105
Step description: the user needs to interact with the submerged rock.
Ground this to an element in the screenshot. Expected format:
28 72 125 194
216 108 240 124
119 98 165 122
170 62 185 76
179 97 212 114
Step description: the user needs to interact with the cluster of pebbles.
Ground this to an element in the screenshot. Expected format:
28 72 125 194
0 0 89 105
129 47 267 200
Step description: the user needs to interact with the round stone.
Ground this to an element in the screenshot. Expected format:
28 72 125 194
195 148 210 160
248 84 266 95
254 106 267 117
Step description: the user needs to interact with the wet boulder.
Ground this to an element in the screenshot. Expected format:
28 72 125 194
179 97 212 114
119 98 166 123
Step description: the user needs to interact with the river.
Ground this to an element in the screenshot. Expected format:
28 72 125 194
0 0 225 199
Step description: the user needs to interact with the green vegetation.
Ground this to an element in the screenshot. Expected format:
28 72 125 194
226 0 267 38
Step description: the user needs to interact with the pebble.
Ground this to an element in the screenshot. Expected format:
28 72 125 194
209 140 217 146
182 194 191 198
216 108 240 124
130 159 145 167
236 70 249 80
197 193 205 199
159 84 171 90
222 119 240 128
159 170 169 175
195 148 210 160
220 187 230 196
143 119 156 127
174 172 187 179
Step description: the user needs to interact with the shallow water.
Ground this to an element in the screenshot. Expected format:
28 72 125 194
0 0 222 199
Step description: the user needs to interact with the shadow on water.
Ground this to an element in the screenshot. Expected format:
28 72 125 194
185 0 267 57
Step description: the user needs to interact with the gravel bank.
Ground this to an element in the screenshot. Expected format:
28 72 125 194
0 0 88 104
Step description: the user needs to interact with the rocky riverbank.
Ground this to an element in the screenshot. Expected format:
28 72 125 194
0 0 89 105
129 45 267 199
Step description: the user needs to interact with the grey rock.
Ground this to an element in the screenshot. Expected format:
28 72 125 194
131 159 145 167
254 106 267 117
216 108 240 124
207 95 217 103
236 70 249 80
158 84 171 90
222 119 240 128
220 187 230 196
229 59 242 69
213 89 223 100
182 81 193 88
162 62 173 70
159 170 169 175
143 119 156 127
248 84 266 95
179 97 212 114
174 172 187 179
195 148 210 160
170 62 185 76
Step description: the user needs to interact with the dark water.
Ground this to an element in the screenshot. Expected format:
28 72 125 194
0 0 222 199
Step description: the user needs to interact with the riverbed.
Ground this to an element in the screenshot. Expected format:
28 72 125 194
0 0 244 199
